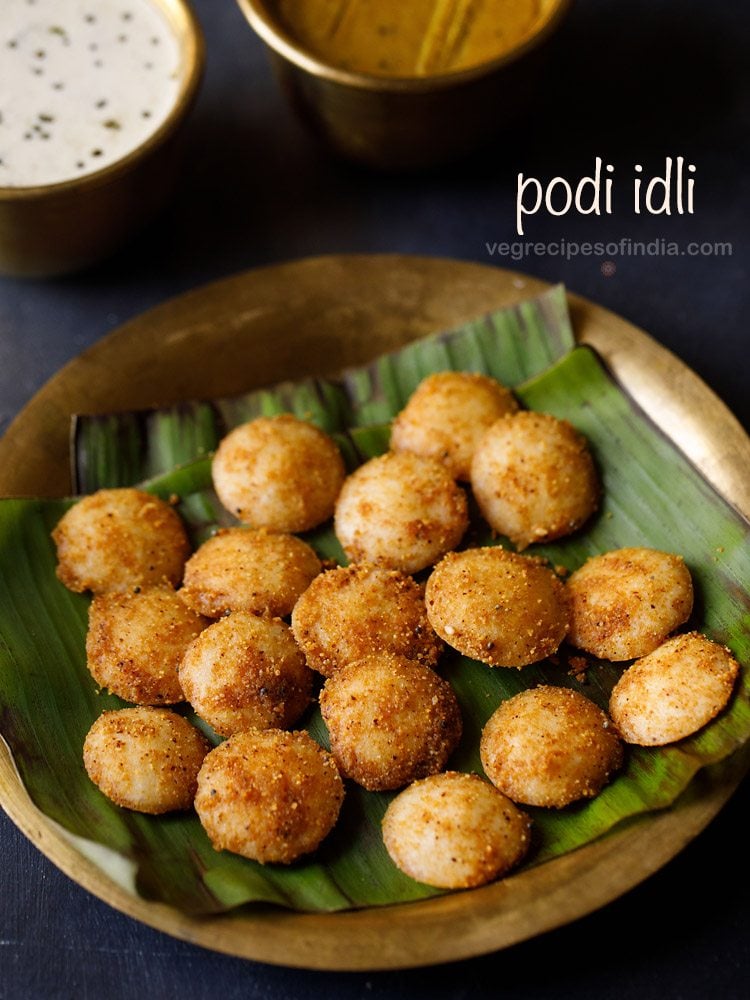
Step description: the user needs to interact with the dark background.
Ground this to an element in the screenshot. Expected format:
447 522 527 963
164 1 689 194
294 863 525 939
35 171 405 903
1 1 748 997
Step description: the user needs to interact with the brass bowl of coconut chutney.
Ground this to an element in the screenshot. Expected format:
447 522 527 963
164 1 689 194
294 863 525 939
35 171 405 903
0 0 204 278
236 0 571 169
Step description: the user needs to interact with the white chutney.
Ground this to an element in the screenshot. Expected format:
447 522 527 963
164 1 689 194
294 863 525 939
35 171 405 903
1 0 183 187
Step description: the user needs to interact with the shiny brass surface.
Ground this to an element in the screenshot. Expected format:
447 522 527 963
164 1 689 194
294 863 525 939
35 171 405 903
235 0 571 168
0 0 204 278
0 256 748 969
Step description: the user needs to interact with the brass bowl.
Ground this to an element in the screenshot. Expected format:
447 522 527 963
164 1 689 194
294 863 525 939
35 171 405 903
0 0 204 278
236 0 571 169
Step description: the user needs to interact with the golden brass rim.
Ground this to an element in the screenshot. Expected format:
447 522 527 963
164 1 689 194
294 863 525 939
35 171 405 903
235 0 572 93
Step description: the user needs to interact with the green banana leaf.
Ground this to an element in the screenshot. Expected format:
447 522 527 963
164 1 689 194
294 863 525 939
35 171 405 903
1 331 749 914
72 284 574 492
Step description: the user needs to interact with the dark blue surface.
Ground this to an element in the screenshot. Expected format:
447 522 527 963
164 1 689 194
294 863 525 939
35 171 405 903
1 1 749 997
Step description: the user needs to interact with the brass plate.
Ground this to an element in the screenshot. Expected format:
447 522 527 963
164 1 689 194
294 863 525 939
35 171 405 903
0 255 748 970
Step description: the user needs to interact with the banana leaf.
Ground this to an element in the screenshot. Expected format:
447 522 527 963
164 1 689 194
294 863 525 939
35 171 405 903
72 284 574 492
1 344 749 914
